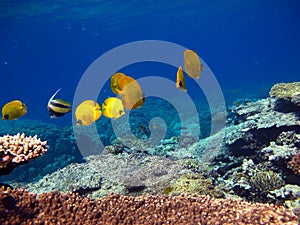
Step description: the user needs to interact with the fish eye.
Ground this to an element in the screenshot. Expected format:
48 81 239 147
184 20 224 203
4 114 9 120
119 110 123 115
77 119 83 125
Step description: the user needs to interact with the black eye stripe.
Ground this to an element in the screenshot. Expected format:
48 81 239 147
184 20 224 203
50 102 70 109
77 119 83 125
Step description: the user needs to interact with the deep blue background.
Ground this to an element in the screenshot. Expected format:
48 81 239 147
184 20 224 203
0 0 299 125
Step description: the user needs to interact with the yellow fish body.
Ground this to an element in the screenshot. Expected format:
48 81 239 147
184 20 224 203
75 100 102 126
102 97 125 119
110 73 126 94
176 66 187 92
110 73 145 110
118 75 145 109
184 49 203 79
2 100 27 120
47 88 71 118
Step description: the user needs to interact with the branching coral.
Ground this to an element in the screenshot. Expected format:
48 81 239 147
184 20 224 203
0 133 48 175
249 170 285 193
0 187 298 225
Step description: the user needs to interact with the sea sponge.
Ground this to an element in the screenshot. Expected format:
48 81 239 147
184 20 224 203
0 133 48 175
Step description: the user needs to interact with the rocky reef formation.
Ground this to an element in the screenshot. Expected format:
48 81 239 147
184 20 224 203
270 82 300 108
0 187 298 225
207 82 300 214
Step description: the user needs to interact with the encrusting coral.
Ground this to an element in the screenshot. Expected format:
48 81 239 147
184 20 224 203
0 187 298 225
269 82 300 111
0 133 48 175
167 173 224 198
269 82 300 100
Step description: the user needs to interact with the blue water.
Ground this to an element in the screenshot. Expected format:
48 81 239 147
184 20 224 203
0 0 299 124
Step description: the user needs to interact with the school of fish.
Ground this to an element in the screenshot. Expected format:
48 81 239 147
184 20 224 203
1 49 202 125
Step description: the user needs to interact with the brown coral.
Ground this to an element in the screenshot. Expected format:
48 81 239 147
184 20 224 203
0 133 48 175
288 153 300 175
0 187 298 225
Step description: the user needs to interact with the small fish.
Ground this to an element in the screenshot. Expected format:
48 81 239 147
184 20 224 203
75 100 102 126
176 66 187 92
2 100 27 120
184 49 203 79
163 186 174 194
47 88 71 118
102 97 125 119
140 125 147 134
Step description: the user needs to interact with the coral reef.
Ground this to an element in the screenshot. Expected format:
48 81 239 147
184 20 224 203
269 82 300 111
196 82 300 213
25 153 199 197
269 82 300 100
0 121 82 182
167 173 223 198
0 187 298 225
248 170 285 194
26 163 104 195
1 82 300 224
0 133 48 175
289 153 300 175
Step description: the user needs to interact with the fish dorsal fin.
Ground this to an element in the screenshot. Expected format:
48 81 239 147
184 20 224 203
48 88 62 105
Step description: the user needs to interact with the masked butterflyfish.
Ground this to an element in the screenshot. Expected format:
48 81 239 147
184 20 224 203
184 49 203 79
1 100 27 120
110 72 126 94
117 75 145 110
47 88 71 118
102 97 125 119
176 66 187 92
75 100 102 126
